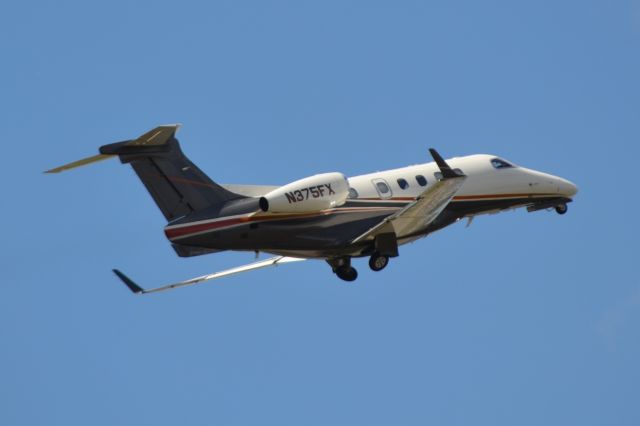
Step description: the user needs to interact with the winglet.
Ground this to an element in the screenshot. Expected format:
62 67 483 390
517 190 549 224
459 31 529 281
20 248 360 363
429 148 465 179
113 269 145 294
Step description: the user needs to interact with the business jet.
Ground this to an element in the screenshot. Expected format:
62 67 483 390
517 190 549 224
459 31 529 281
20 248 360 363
46 125 578 294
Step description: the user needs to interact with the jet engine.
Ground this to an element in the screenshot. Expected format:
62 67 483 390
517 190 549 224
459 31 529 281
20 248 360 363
259 172 349 213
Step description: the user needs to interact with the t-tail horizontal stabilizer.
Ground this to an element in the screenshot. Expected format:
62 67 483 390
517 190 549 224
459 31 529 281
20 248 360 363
44 124 181 174
112 256 306 295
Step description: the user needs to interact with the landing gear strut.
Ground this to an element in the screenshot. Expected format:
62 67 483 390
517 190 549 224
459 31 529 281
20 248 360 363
555 203 568 215
369 253 389 272
327 257 358 282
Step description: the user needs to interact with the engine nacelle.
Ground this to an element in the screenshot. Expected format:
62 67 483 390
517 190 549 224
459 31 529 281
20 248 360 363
259 172 349 213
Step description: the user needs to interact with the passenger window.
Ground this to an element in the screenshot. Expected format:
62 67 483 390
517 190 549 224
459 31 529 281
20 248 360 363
372 178 393 199
348 187 359 199
415 175 427 187
397 178 409 190
376 182 390 194
491 158 514 169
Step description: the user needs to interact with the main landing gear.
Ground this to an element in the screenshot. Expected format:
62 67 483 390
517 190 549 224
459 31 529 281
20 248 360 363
328 253 391 282
369 253 389 272
336 266 358 282
327 257 358 282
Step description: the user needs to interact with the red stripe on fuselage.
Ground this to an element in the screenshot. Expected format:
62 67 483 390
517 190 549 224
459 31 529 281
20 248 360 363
164 207 398 240
164 192 556 240
165 216 250 239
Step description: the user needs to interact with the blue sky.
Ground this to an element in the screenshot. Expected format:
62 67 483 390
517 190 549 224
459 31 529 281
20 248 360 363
1 1 639 425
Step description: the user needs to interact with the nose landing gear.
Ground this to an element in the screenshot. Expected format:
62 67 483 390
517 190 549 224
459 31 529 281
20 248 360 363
527 199 572 215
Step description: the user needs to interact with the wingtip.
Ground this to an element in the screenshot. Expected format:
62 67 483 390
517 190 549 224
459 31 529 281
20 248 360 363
428 148 465 179
428 148 446 166
112 269 145 294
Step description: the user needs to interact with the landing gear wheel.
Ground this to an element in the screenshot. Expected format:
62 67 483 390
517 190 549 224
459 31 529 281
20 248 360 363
555 204 568 215
336 266 358 282
369 254 389 272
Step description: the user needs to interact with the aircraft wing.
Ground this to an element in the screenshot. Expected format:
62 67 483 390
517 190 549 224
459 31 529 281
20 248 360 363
352 149 467 243
113 256 305 295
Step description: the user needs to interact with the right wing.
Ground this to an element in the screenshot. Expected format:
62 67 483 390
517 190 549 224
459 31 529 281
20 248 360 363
113 256 306 295
352 148 467 243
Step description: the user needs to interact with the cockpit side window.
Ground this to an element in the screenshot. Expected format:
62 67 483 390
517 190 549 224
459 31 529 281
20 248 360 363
491 158 514 169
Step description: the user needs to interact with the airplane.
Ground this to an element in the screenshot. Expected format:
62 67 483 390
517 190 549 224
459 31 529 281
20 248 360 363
46 124 578 294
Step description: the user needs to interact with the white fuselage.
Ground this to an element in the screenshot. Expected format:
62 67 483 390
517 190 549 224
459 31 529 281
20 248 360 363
348 154 577 204
226 154 578 209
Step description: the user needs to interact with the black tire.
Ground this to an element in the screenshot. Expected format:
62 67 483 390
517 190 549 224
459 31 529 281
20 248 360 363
369 254 389 272
555 204 568 215
336 266 358 282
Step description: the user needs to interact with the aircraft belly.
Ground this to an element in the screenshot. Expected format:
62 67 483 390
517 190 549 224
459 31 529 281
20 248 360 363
167 196 568 257
446 196 565 215
173 210 392 252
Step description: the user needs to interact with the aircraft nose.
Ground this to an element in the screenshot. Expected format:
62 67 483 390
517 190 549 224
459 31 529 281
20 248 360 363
557 178 578 198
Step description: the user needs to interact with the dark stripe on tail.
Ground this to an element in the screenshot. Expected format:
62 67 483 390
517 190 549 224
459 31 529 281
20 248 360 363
100 128 244 221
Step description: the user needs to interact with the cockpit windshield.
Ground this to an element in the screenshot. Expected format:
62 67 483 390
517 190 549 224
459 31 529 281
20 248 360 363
491 158 515 169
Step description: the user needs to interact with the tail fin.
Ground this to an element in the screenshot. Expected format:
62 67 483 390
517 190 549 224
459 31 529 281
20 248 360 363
46 125 244 221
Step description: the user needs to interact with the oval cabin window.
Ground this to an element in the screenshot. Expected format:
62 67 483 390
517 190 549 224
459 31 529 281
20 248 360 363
376 181 390 194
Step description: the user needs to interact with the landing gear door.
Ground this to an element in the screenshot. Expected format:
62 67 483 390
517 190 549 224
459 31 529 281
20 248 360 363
371 178 393 199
